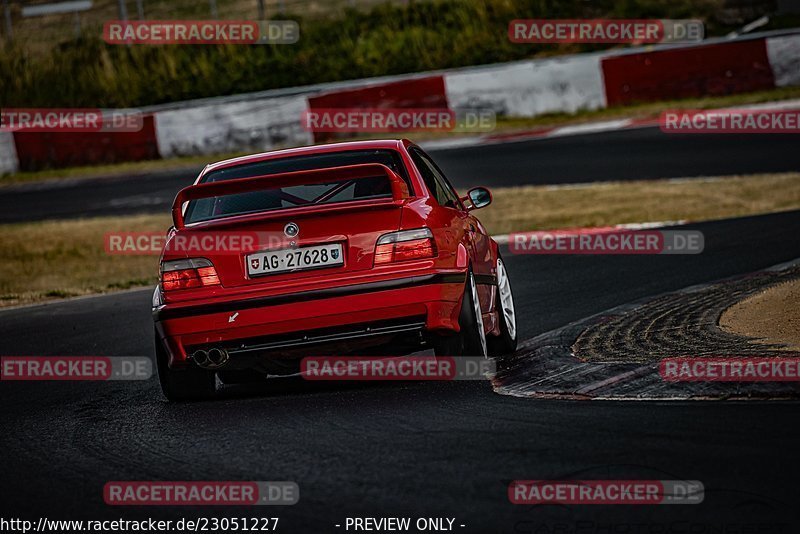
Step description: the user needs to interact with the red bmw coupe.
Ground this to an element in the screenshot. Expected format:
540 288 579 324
152 139 517 400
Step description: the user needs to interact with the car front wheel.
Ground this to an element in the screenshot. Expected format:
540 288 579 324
487 257 517 356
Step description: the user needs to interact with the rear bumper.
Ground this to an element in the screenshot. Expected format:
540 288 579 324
153 271 467 367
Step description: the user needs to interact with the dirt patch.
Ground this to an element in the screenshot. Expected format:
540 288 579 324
720 279 800 351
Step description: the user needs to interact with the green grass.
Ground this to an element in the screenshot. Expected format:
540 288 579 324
0 0 748 109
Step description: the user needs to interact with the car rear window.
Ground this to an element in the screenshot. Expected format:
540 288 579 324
184 149 411 224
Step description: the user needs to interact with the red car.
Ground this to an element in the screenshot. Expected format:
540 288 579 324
152 139 517 400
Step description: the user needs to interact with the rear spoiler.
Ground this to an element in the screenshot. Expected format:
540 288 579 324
171 163 409 229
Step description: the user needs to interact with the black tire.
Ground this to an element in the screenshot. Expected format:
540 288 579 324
487 257 518 357
155 335 216 401
433 270 488 357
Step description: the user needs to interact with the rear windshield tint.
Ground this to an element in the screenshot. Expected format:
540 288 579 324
184 149 410 224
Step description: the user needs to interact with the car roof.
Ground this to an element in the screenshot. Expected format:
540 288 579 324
201 139 414 177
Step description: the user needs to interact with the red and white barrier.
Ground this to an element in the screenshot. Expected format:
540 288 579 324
7 31 799 172
444 54 606 117
766 34 800 87
306 75 448 143
11 114 159 171
600 39 775 106
0 132 19 175
154 95 312 158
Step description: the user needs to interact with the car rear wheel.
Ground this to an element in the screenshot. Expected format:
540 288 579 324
155 334 216 401
433 271 488 357
487 257 518 356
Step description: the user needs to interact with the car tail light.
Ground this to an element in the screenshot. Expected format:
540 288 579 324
160 258 220 291
374 228 437 265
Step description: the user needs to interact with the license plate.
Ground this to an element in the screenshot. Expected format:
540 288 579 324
246 243 344 277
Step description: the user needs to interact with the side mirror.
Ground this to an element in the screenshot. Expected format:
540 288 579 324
465 187 492 210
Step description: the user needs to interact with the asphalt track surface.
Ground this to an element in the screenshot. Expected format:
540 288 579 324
2 210 800 531
2 127 800 223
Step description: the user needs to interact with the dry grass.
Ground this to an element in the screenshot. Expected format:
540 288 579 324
1 172 799 307
477 172 800 234
0 214 171 307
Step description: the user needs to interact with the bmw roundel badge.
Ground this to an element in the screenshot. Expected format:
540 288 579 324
284 222 299 238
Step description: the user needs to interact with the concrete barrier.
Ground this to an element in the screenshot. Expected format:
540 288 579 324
766 33 800 87
154 95 312 158
0 133 19 175
444 54 606 117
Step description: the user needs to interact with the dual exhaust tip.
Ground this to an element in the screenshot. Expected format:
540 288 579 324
192 348 229 369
